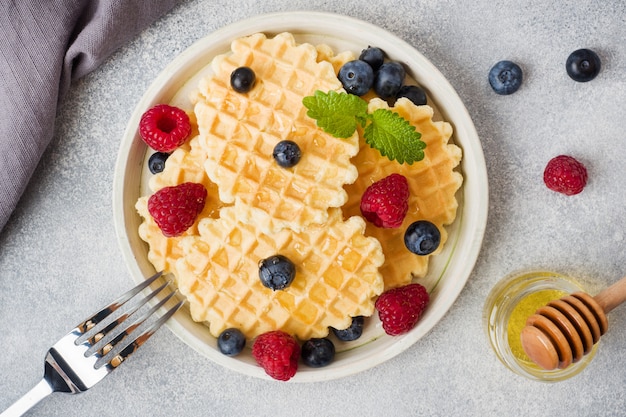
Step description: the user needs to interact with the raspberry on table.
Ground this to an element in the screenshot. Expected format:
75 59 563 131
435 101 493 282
252 330 300 381
147 182 207 237
360 173 410 228
139 104 192 152
543 155 588 196
375 283 430 336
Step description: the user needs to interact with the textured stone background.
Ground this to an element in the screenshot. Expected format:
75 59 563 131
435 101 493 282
2 1 625 416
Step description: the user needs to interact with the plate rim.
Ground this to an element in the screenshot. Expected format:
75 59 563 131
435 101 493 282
112 10 489 382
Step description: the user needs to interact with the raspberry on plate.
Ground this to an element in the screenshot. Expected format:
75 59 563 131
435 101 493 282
375 283 430 336
360 173 409 228
252 331 300 381
543 155 588 196
147 182 207 237
139 104 192 152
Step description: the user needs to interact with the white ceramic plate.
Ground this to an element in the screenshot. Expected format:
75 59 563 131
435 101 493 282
113 11 488 382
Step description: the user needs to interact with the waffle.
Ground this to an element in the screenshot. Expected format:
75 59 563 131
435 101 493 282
342 97 463 290
174 206 384 340
136 135 223 276
135 32 463 344
192 32 359 234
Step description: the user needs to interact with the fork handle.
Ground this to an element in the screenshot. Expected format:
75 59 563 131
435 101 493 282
0 379 53 417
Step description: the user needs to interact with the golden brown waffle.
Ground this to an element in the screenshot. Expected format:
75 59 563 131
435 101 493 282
174 206 384 340
342 98 463 290
136 135 223 275
135 32 463 345
192 32 359 234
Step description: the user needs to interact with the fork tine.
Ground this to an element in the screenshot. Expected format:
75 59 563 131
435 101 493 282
76 271 163 335
0 272 184 416
104 298 184 369
82 279 172 349
94 286 179 358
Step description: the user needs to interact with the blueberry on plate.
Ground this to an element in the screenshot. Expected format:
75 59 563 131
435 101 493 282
273 140 301 168
331 316 365 341
338 60 374 96
148 151 170 174
566 48 601 82
404 220 441 256
230 66 256 93
217 328 246 356
301 338 336 368
396 85 427 106
258 254 296 290
374 61 406 99
488 60 523 95
359 46 385 71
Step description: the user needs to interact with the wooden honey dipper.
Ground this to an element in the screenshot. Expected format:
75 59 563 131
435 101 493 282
520 276 626 370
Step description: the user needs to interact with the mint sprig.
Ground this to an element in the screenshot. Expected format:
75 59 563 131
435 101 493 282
302 90 425 164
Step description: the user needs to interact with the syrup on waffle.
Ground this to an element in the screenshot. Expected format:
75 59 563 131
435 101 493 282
175 206 384 340
135 32 463 345
342 97 462 290
136 135 223 276
192 32 359 234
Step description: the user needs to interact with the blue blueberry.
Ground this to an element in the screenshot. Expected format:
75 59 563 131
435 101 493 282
273 140 301 168
488 60 523 95
566 49 601 82
230 66 256 93
338 60 374 96
404 220 441 256
301 338 335 368
396 85 427 106
331 316 365 341
217 328 246 356
148 151 170 174
359 46 385 71
374 61 405 99
258 254 296 290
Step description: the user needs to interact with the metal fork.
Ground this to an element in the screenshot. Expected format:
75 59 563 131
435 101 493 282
0 272 183 417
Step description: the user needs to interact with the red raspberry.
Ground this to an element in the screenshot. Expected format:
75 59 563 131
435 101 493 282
147 182 207 237
139 104 191 152
252 331 300 381
375 283 429 336
360 173 409 228
543 155 588 196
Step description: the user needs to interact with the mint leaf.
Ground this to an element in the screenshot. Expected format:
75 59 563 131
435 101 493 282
303 90 368 138
303 90 427 164
363 109 425 164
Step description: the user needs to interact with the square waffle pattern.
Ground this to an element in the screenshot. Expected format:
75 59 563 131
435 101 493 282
175 207 384 340
135 33 463 345
136 135 223 275
193 32 359 234
342 98 463 290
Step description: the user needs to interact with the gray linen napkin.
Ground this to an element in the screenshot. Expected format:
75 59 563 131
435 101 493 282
0 0 181 233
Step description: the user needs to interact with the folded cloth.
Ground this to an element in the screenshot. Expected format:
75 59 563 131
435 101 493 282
0 0 181 233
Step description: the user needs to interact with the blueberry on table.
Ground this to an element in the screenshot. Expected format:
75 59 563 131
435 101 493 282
404 220 441 256
273 140 301 168
566 48 601 82
338 60 375 96
217 328 246 356
301 338 336 368
359 46 385 71
331 316 365 341
488 60 523 95
230 66 256 93
374 61 406 99
396 85 427 106
258 254 296 290
148 151 170 174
